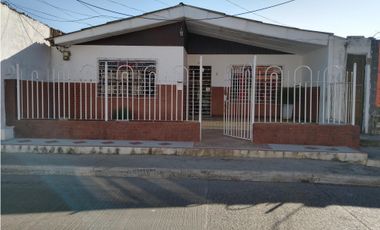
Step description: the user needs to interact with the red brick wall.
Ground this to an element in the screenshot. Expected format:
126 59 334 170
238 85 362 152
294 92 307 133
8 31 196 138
8 80 183 121
211 87 224 117
5 80 199 142
4 80 17 125
253 123 360 148
13 120 200 142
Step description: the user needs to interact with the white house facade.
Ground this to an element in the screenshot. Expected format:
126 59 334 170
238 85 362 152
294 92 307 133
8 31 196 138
2 3 376 146
1 3 53 140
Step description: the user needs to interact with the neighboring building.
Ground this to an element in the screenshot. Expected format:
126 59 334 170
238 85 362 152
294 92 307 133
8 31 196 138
370 39 380 134
2 3 378 146
0 2 60 139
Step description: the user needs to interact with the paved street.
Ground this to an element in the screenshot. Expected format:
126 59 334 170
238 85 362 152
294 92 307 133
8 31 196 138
2 174 380 230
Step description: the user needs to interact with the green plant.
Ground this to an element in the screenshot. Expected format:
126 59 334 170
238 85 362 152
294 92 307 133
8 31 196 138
112 107 131 120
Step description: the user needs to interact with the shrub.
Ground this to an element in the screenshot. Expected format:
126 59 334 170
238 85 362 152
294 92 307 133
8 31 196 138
112 107 131 120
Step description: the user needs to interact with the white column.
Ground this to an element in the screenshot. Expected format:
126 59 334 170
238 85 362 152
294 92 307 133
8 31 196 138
250 56 257 141
199 56 203 140
104 62 109 121
363 64 371 133
16 64 21 120
351 63 357 126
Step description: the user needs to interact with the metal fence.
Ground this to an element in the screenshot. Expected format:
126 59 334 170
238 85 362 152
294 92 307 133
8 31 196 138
15 56 358 134
15 63 190 122
223 58 358 140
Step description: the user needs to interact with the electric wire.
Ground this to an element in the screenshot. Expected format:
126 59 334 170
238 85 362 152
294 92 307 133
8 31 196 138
37 0 95 17
75 0 296 22
5 1 123 27
224 0 287 25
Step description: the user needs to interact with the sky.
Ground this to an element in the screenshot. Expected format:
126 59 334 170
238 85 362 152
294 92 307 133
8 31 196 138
2 0 380 38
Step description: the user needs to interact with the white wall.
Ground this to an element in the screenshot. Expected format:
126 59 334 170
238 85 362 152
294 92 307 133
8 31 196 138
1 4 51 79
0 4 51 138
346 37 372 58
187 54 303 87
328 37 371 129
327 36 371 81
51 45 185 84
327 37 348 82
302 47 329 82
324 36 372 125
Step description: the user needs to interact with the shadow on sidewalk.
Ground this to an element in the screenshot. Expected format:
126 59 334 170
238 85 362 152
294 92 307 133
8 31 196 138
2 174 380 215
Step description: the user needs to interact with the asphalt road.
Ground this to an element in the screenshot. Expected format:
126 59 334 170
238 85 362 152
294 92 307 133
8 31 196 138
2 175 380 230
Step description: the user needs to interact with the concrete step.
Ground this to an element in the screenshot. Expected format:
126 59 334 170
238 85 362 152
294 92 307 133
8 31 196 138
372 120 380 134
201 120 224 129
360 135 380 147
367 159 380 168
359 147 380 168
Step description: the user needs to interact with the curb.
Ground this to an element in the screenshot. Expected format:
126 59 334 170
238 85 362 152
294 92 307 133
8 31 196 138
367 159 380 168
2 165 380 187
1 144 369 165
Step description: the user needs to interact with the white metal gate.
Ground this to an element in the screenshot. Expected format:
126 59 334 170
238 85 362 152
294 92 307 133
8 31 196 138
223 63 255 140
222 55 360 141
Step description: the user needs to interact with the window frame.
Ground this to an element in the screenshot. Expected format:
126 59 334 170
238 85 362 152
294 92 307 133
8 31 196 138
230 65 282 104
97 58 158 98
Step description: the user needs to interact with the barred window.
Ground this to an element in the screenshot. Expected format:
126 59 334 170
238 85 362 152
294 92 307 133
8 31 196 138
98 60 156 97
255 66 282 103
230 65 282 103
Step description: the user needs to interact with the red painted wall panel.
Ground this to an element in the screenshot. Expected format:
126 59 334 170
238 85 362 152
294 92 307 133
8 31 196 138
12 120 200 142
253 123 360 148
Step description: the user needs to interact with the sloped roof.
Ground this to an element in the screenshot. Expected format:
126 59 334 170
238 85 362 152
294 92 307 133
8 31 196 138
51 3 335 53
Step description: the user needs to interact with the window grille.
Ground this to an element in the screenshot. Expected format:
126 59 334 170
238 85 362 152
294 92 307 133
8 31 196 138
256 66 282 103
230 65 282 103
98 59 156 97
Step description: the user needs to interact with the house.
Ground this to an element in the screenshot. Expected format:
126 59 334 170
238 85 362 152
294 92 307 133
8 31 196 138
2 3 378 147
0 2 61 140
371 39 380 134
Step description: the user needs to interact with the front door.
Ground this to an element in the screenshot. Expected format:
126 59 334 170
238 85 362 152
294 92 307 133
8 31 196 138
188 66 212 119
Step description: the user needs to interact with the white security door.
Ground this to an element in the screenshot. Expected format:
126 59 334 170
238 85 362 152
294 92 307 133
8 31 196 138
223 65 254 140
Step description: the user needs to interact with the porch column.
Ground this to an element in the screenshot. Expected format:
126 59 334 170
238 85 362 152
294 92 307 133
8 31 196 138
363 64 371 133
351 63 357 126
104 62 109 121
16 64 21 120
250 56 257 141
199 56 203 140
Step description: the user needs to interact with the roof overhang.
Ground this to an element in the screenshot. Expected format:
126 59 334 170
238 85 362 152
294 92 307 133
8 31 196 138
52 4 334 54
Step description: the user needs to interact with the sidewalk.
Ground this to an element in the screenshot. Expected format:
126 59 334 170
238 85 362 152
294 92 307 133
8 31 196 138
1 137 369 165
2 152 380 187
